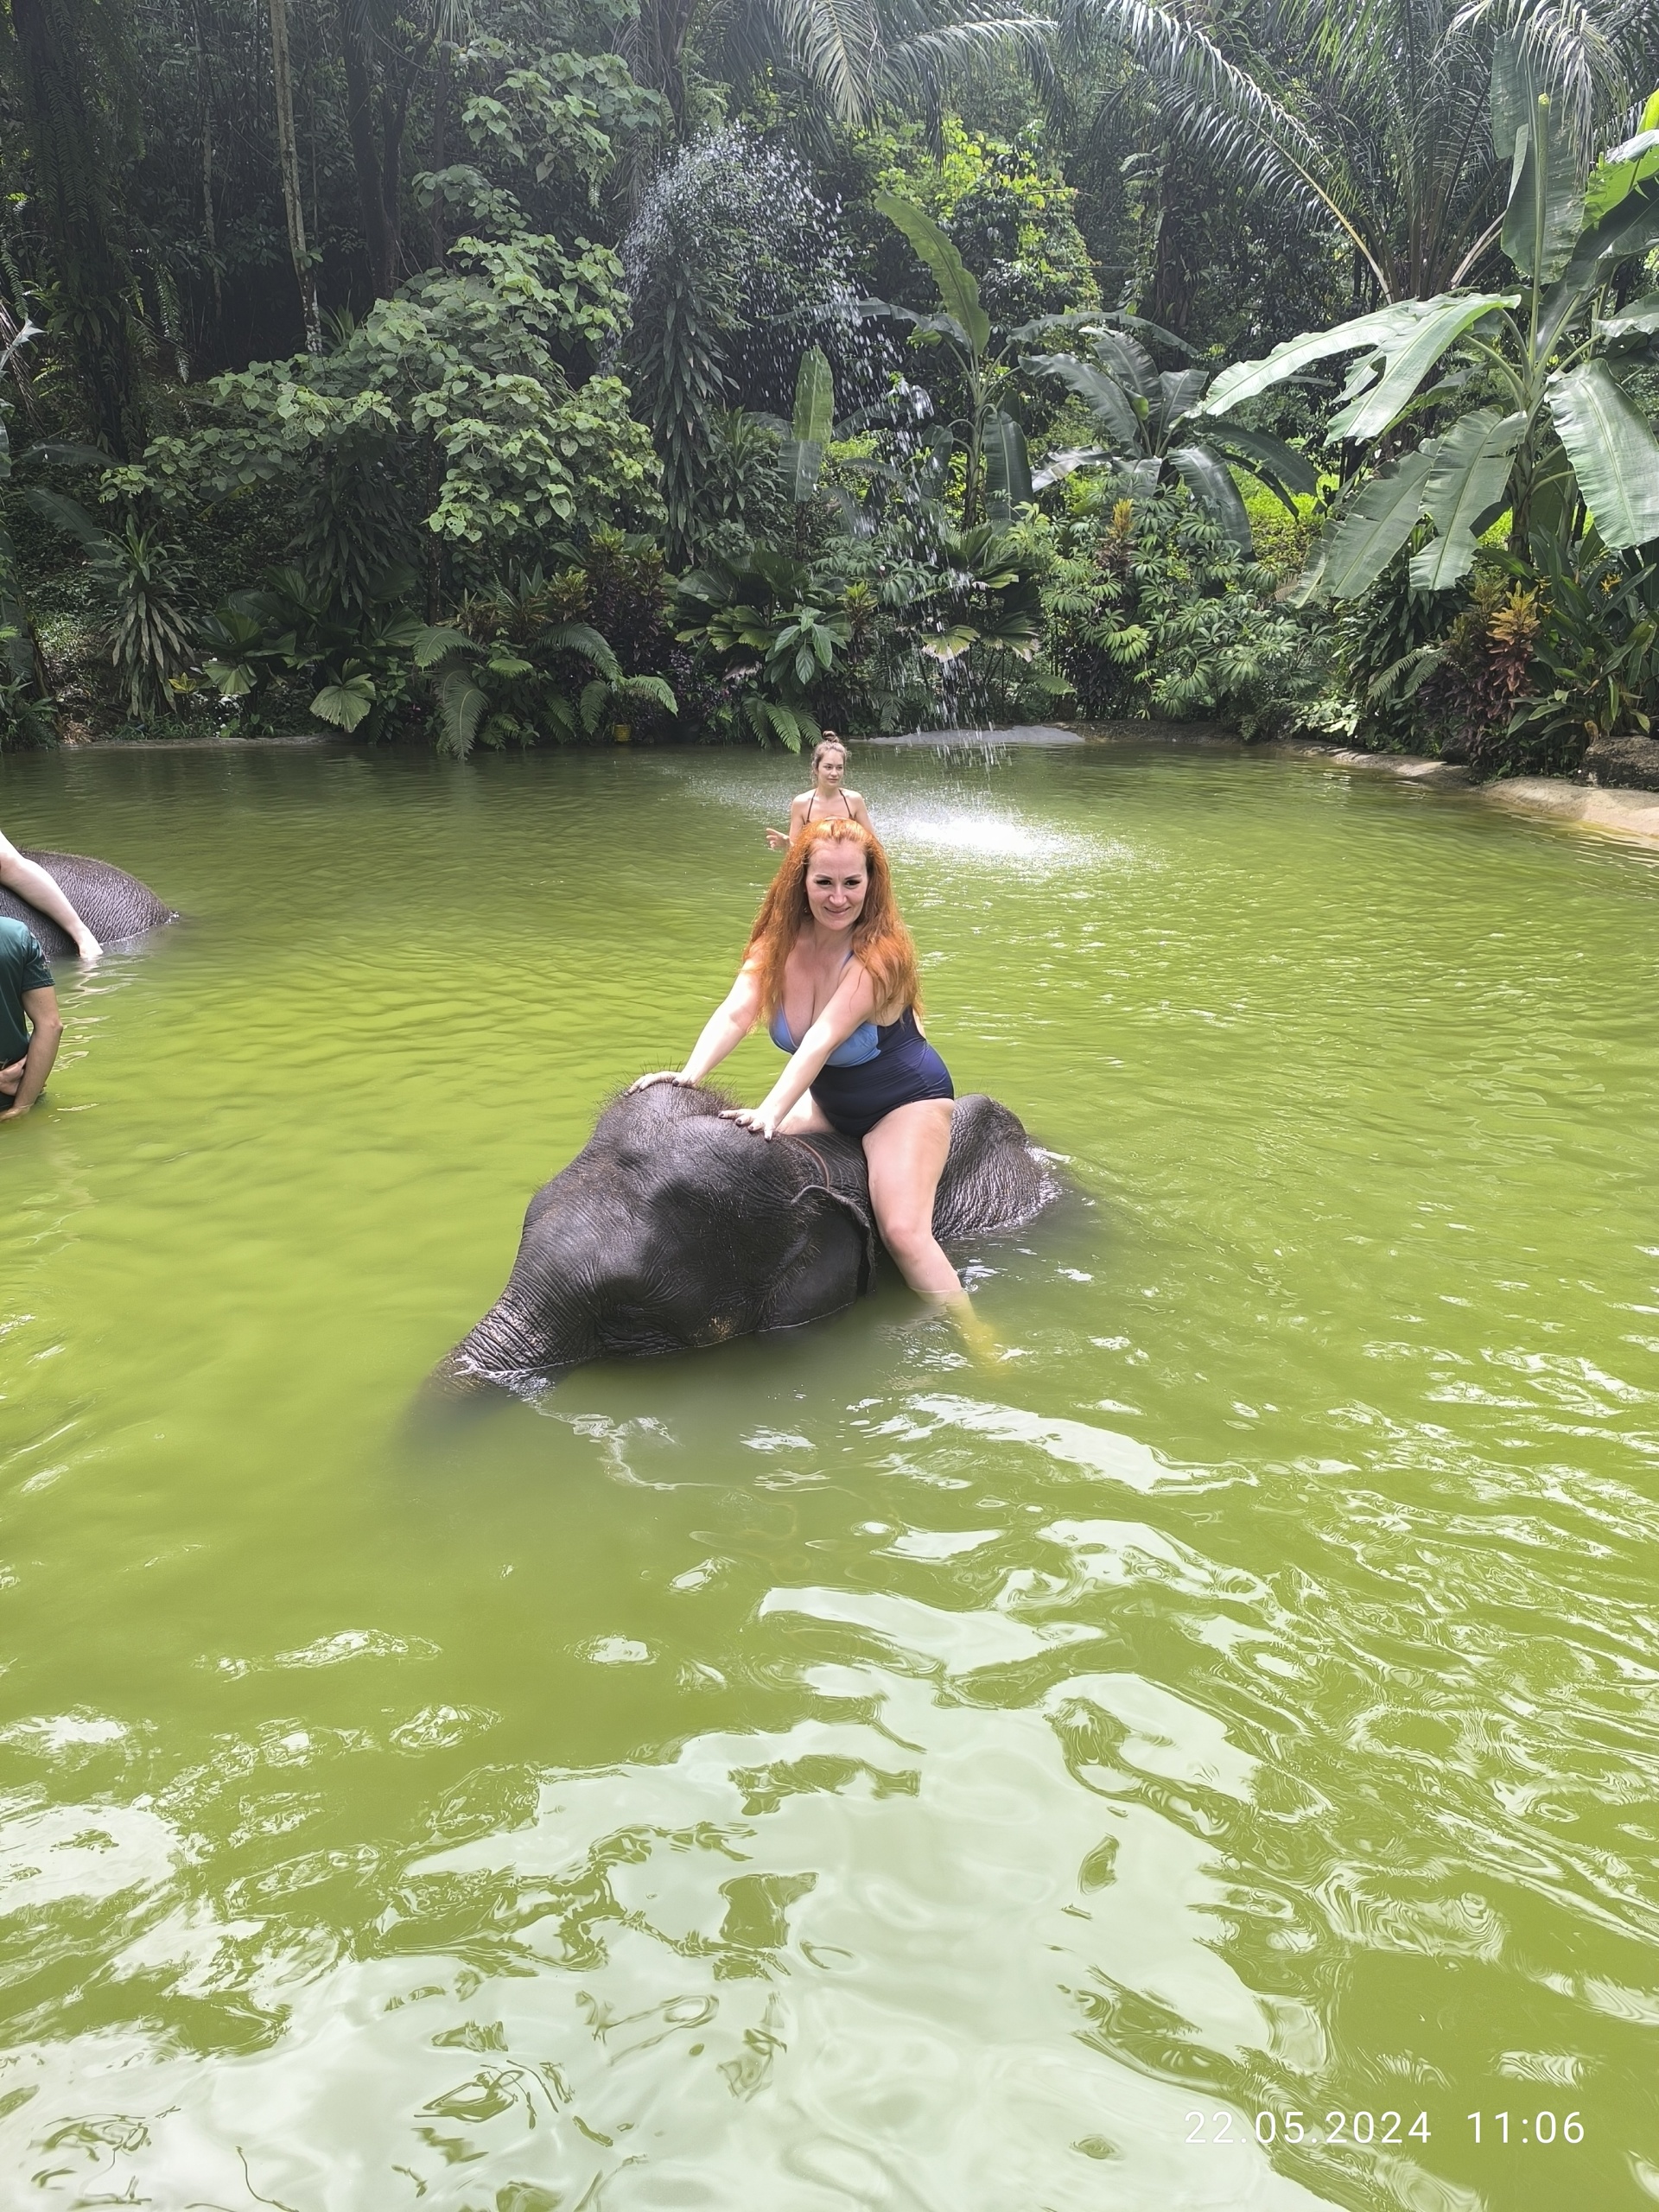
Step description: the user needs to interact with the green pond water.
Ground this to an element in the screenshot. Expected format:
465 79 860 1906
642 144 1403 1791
1 739 1656 2212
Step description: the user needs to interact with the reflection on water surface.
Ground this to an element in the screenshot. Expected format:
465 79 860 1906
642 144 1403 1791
0 741 1656 2209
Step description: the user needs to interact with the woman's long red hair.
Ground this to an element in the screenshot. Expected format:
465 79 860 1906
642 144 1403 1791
746 819 921 1023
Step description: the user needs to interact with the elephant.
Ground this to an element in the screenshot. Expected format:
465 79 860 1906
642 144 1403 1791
435 1081 1058 1392
0 849 177 957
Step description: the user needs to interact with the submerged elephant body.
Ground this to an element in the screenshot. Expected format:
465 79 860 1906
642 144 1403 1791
0 849 176 957
438 1084 1057 1390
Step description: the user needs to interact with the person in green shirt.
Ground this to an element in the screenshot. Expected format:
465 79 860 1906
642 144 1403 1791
0 915 62 1122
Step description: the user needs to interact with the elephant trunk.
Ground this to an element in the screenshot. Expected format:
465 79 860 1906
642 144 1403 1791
431 1292 570 1397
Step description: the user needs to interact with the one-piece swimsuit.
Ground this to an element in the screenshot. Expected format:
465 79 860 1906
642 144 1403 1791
768 950 954 1140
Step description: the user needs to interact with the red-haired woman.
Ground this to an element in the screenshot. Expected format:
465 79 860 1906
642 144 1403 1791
632 819 968 1311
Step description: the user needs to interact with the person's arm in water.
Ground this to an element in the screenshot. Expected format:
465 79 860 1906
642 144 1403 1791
0 984 62 1121
765 794 811 851
722 961 878 1139
631 961 766 1090
0 835 101 957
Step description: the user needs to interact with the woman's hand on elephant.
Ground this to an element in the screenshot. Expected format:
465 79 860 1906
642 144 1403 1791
629 1070 694 1093
721 1103 780 1141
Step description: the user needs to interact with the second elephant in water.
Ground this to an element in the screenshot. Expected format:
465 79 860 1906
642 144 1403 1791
435 1081 1057 1393
0 847 176 958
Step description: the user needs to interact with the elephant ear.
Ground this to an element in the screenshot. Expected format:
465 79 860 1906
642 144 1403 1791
785 1136 878 1292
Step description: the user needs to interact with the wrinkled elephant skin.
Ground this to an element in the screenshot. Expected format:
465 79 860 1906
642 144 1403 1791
0 849 177 957
436 1083 1058 1392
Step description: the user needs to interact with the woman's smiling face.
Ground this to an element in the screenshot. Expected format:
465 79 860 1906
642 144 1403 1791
815 745 847 790
804 843 867 932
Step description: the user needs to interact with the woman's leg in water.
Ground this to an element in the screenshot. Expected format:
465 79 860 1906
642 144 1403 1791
861 1098 958 1294
863 1101 998 1361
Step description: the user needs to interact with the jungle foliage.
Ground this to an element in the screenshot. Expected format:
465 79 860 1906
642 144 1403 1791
0 0 1653 776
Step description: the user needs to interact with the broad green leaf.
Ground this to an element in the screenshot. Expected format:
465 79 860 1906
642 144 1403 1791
1204 299 1454 416
1303 445 1437 601
1408 408 1526 588
1167 444 1253 552
1598 291 1659 339
24 486 110 550
1090 329 1159 404
982 411 1033 524
1326 294 1518 443
204 659 255 698
310 677 375 731
1545 360 1659 547
1201 423 1317 503
1582 122 1659 227
1502 100 1583 283
1540 167 1659 353
791 346 835 448
1157 368 1209 434
782 436 824 502
1031 445 1106 490
874 193 990 357
1027 353 1142 452
1490 33 1537 162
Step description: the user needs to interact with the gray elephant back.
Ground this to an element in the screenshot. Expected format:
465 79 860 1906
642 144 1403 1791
0 849 176 957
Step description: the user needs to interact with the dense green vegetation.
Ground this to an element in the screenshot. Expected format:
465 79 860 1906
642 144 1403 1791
0 0 1655 775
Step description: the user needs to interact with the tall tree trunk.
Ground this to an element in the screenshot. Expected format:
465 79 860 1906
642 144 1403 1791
194 11 222 336
339 2 394 296
7 0 146 458
429 39 448 265
270 0 322 351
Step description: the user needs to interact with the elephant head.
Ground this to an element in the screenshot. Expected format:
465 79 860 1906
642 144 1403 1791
435 1083 1056 1393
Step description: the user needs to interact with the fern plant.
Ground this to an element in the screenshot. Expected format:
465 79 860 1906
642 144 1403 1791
28 490 197 719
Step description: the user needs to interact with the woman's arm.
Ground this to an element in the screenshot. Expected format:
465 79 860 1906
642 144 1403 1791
0 836 101 957
766 792 810 849
847 791 874 834
724 963 878 1137
630 963 765 1090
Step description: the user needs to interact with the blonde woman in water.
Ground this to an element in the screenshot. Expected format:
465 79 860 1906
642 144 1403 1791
765 733 874 849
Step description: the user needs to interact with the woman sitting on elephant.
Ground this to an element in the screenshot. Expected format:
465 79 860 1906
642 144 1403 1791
632 819 975 1322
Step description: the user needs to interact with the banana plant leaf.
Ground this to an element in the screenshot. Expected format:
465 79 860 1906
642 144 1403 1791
1408 409 1526 589
1167 445 1253 553
1325 295 1517 444
1545 359 1659 548
783 345 835 503
1027 353 1143 452
1090 329 1159 404
1031 446 1107 490
1199 422 1318 506
1502 105 1583 284
1581 95 1659 227
1489 33 1541 161
1157 368 1209 432
1599 292 1659 340
1203 299 1446 416
1539 168 1659 356
874 193 990 357
982 411 1033 524
1300 446 1437 601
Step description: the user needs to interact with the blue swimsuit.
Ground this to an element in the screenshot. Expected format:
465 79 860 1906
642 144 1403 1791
769 961 954 1139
